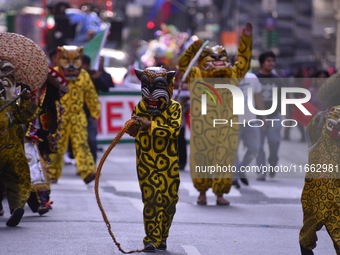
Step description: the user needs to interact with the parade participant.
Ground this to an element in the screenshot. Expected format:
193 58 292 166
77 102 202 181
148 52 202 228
127 67 181 252
299 71 340 255
0 86 38 226
177 22 252 205
25 67 68 215
0 32 49 226
48 45 100 184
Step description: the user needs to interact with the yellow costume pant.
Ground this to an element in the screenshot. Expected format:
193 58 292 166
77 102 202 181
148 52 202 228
49 68 100 180
178 34 252 195
299 111 340 253
0 100 38 212
133 100 182 247
49 112 95 179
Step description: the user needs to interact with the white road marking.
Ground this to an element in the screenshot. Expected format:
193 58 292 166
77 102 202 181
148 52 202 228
180 181 242 197
107 180 141 192
250 185 302 199
106 180 302 199
181 245 202 255
52 179 87 190
128 198 144 213
106 156 136 163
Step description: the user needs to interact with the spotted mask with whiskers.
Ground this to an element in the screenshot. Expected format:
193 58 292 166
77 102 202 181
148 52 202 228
135 67 176 115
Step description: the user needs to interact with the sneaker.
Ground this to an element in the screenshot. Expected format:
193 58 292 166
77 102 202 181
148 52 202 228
143 243 156 252
6 207 24 227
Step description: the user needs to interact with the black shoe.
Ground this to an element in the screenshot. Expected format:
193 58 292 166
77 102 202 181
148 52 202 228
38 206 49 216
232 180 240 189
178 164 186 171
269 171 276 178
84 172 96 184
143 243 156 252
256 177 266 181
158 241 167 250
240 177 249 185
283 135 290 141
238 172 248 185
300 243 314 255
6 207 24 227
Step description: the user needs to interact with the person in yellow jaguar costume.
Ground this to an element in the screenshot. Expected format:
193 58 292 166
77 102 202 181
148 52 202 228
177 22 252 206
0 32 49 226
127 67 181 252
299 71 340 255
49 46 100 184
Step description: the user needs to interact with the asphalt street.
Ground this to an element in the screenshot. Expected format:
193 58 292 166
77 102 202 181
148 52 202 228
0 126 337 255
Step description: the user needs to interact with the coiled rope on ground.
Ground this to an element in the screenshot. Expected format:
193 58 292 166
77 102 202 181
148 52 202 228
94 118 142 253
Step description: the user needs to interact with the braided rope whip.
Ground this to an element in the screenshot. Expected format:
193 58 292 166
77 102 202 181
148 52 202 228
94 118 143 253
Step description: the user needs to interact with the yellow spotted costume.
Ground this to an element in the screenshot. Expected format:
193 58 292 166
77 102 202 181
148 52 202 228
177 33 252 196
299 71 340 254
0 100 38 212
131 67 181 249
0 32 50 226
299 109 340 253
49 67 100 181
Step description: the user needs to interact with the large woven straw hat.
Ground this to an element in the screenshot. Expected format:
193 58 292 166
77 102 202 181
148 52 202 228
0 32 49 91
317 71 340 106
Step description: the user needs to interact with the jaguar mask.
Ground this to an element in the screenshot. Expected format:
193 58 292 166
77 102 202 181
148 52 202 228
198 44 233 78
325 106 340 139
57 46 83 81
135 67 176 115
0 60 16 100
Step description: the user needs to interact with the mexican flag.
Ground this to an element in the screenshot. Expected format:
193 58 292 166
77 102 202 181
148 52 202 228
83 24 111 70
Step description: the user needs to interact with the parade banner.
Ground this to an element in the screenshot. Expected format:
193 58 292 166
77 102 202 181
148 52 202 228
97 91 140 144
97 90 190 144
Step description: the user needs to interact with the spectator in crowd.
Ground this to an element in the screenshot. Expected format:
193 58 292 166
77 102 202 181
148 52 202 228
255 51 285 181
81 54 112 163
48 48 58 67
97 56 115 88
231 56 265 188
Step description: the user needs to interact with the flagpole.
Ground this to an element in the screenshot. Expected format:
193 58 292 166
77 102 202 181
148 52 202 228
94 24 111 70
83 23 111 70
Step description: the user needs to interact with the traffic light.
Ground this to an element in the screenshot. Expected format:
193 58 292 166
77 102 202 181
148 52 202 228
147 21 155 29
